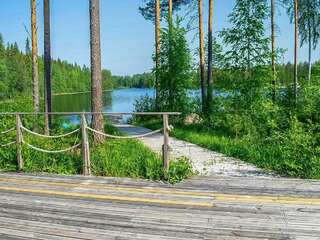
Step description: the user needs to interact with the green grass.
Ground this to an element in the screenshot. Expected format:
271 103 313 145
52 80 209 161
0 98 193 184
135 119 320 179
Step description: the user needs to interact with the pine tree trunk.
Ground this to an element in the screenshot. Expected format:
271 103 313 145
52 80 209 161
155 0 161 108
89 0 104 143
308 22 312 83
206 0 213 114
198 0 206 113
168 0 172 22
294 0 298 104
43 0 51 134
168 0 173 107
31 0 39 115
271 0 276 102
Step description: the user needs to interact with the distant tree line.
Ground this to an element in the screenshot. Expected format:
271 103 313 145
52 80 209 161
0 34 153 100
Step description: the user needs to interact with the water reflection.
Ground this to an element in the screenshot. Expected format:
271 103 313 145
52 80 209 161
52 88 155 125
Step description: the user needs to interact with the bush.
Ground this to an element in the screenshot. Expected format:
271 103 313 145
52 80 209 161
0 97 193 184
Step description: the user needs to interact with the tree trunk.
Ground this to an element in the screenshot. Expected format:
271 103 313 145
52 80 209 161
31 0 39 115
168 0 172 23
198 0 206 113
271 0 276 102
43 0 51 134
308 21 312 84
168 0 173 108
89 0 104 143
294 0 298 105
206 0 213 114
155 0 161 108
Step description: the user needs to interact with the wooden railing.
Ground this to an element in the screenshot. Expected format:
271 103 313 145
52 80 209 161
0 112 180 175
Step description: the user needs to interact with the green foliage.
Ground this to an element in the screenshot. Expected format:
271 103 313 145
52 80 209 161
0 97 193 184
0 33 153 101
112 72 154 89
219 0 270 70
157 18 193 113
139 0 192 21
282 0 320 49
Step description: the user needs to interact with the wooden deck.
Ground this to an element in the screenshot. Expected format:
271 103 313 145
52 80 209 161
0 173 319 239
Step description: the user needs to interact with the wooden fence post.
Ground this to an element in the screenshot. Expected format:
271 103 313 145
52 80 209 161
162 114 170 171
16 114 23 171
81 114 91 176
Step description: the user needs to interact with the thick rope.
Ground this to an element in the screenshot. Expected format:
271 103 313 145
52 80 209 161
0 128 15 135
86 127 162 139
0 141 15 147
22 139 81 154
21 126 80 139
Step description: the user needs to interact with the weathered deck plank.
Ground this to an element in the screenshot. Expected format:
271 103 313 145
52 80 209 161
0 173 319 240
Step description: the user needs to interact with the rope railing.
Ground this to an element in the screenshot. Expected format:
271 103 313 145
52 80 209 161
86 126 162 139
0 128 15 135
0 112 179 175
0 141 15 148
21 126 80 139
22 139 81 154
0 128 16 148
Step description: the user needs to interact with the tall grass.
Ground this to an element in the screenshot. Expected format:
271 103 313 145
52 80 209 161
0 98 193 184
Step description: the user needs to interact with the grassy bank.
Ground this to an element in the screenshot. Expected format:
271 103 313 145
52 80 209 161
0 98 193 184
135 117 320 179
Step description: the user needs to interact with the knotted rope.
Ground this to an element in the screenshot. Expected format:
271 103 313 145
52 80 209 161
21 126 80 139
0 128 15 135
22 139 81 154
86 126 162 139
0 141 15 148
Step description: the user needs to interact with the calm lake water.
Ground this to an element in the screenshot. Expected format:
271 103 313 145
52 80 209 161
52 88 155 113
52 88 227 113
52 88 155 124
52 88 225 124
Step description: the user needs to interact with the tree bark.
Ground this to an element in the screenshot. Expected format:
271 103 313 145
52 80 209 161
198 0 206 114
206 0 213 114
294 0 298 105
308 21 312 83
89 0 104 143
155 0 161 108
271 0 276 102
31 0 39 115
168 0 173 107
168 0 172 23
43 0 51 134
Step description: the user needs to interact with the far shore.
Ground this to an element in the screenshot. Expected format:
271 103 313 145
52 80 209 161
52 89 112 96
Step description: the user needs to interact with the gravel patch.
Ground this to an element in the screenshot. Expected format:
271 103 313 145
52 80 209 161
117 124 275 178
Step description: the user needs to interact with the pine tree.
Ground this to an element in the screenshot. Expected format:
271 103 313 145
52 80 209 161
0 34 7 99
31 0 40 115
139 0 191 21
271 0 276 101
25 38 31 55
44 0 52 132
198 0 206 113
89 0 105 143
283 0 320 83
206 0 214 114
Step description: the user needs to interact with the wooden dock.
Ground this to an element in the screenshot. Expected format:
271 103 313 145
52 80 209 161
0 173 320 239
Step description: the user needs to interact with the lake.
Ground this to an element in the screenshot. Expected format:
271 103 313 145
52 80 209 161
53 88 155 113
52 88 225 124
52 88 228 113
53 88 155 124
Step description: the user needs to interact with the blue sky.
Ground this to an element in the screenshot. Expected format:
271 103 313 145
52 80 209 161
0 0 318 75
